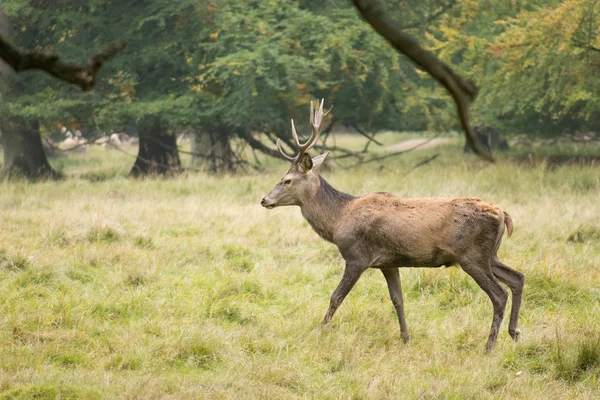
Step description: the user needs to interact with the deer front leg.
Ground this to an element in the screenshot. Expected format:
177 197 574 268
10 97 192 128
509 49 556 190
321 263 364 326
381 268 410 343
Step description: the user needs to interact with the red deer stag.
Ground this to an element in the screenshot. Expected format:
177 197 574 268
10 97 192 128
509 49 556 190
261 100 524 351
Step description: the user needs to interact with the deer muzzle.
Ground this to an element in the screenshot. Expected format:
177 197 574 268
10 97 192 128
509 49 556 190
261 197 276 209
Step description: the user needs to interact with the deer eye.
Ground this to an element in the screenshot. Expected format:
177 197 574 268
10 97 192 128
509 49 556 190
283 179 292 185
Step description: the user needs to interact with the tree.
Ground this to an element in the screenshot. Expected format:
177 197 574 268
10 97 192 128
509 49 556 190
0 117 58 179
1 0 195 178
0 37 125 179
421 0 600 137
3 0 520 179
0 35 126 92
130 114 182 177
185 0 436 170
0 7 124 180
350 0 493 161
482 0 600 135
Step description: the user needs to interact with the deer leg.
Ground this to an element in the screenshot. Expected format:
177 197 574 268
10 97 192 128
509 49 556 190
460 258 508 352
381 268 410 343
321 263 364 326
491 258 524 342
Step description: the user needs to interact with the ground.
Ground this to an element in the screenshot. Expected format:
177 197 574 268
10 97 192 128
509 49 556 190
0 133 599 399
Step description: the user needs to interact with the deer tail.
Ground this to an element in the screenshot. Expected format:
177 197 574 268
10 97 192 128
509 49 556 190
504 211 513 237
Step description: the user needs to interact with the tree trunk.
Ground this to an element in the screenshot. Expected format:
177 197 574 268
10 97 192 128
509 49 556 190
464 127 508 154
0 12 58 180
190 130 235 173
130 128 182 177
212 131 234 173
190 129 211 169
1 118 60 180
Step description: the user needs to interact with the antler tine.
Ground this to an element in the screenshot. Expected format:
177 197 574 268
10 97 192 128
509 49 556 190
305 98 327 151
311 98 323 127
290 119 301 148
276 138 297 162
292 119 318 151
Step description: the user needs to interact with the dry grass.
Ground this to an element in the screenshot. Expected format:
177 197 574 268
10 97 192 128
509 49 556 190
0 136 599 399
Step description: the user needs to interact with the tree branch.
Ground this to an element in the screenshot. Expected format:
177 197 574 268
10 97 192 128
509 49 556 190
0 36 127 91
320 115 337 146
572 38 600 53
350 0 494 162
350 124 383 152
237 131 283 159
340 132 443 169
406 153 439 173
399 1 457 30
314 143 364 161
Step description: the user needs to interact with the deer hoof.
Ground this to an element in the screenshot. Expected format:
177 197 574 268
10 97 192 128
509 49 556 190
509 328 521 342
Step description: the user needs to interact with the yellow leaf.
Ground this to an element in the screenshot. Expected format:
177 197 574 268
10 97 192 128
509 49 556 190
258 21 266 35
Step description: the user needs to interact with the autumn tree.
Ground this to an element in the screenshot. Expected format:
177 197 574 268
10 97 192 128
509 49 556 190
421 0 600 137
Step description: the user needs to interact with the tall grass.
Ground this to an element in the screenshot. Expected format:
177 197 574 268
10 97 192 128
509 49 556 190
0 136 599 399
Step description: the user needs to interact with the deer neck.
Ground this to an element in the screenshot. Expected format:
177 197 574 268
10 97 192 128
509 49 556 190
300 175 355 243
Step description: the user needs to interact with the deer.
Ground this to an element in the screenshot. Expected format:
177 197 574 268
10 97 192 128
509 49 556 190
260 99 524 352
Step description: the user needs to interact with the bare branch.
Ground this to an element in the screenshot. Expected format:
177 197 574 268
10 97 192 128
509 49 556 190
572 38 600 53
0 36 127 91
350 0 494 162
399 1 457 30
342 132 443 168
350 124 383 152
319 115 337 146
406 153 440 173
238 131 283 159
314 143 364 161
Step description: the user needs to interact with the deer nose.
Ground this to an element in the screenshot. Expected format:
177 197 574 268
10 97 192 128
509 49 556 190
260 198 266 206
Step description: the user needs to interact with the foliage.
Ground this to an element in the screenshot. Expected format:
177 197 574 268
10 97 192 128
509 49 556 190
2 0 600 163
190 1 431 136
425 0 600 135
0 0 208 132
1 0 435 143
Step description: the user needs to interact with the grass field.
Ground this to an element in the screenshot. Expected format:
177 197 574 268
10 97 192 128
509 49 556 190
0 134 599 399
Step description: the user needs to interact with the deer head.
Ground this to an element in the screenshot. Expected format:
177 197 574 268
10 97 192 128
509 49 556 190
261 99 330 209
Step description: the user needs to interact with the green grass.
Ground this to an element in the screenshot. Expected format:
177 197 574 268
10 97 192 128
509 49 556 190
0 135 599 398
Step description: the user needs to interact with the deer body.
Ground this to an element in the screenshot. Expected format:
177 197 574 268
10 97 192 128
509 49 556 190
261 100 524 351
341 195 508 269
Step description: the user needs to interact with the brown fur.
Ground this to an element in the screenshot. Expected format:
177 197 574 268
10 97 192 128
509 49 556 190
334 195 506 270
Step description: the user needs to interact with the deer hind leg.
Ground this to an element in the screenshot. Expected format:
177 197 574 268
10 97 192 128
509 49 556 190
321 263 365 326
491 258 524 342
381 268 410 343
459 257 508 352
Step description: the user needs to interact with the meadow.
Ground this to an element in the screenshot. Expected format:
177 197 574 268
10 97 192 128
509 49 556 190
0 134 599 399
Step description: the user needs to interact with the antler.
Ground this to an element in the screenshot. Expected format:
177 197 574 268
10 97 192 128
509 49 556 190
276 99 331 163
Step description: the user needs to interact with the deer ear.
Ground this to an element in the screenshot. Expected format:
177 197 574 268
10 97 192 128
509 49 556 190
297 152 313 173
311 152 329 172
